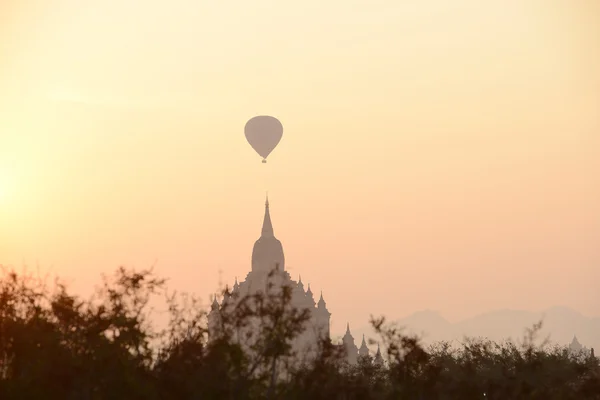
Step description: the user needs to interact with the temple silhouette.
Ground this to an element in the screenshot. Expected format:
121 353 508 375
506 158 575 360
206 197 595 366
569 335 594 359
207 196 383 365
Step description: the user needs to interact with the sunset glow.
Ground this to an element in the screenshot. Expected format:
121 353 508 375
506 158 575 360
0 0 598 343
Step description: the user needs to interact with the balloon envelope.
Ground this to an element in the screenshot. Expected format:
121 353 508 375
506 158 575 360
244 116 283 162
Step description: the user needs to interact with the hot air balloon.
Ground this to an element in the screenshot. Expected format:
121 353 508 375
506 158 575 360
244 116 283 163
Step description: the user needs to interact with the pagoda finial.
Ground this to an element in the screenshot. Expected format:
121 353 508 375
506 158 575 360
261 195 274 237
211 294 219 311
317 291 326 308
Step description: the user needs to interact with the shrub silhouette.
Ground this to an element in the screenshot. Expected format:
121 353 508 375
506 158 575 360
0 265 598 399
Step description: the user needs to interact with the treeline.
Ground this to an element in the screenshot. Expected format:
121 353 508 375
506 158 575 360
0 266 598 399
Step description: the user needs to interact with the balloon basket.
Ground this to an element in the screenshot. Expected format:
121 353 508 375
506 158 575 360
262 159 267 164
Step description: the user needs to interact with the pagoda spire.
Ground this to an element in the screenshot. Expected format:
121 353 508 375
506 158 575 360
374 344 384 366
359 334 370 357
318 291 326 305
261 194 274 237
343 323 355 342
297 275 304 291
211 295 219 311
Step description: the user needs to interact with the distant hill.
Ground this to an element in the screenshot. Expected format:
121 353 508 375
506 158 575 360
338 307 600 355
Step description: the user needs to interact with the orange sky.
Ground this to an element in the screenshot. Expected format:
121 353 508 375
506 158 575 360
1 0 599 336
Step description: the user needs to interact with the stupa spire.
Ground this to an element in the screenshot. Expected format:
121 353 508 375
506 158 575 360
359 334 370 357
261 193 274 237
211 295 219 311
374 344 384 365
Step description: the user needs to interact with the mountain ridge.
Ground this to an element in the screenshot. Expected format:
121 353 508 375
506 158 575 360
335 306 600 354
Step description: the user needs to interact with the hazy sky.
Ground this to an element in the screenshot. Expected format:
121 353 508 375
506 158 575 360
1 0 599 336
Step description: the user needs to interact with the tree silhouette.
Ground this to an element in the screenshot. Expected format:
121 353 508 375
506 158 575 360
0 265 598 399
